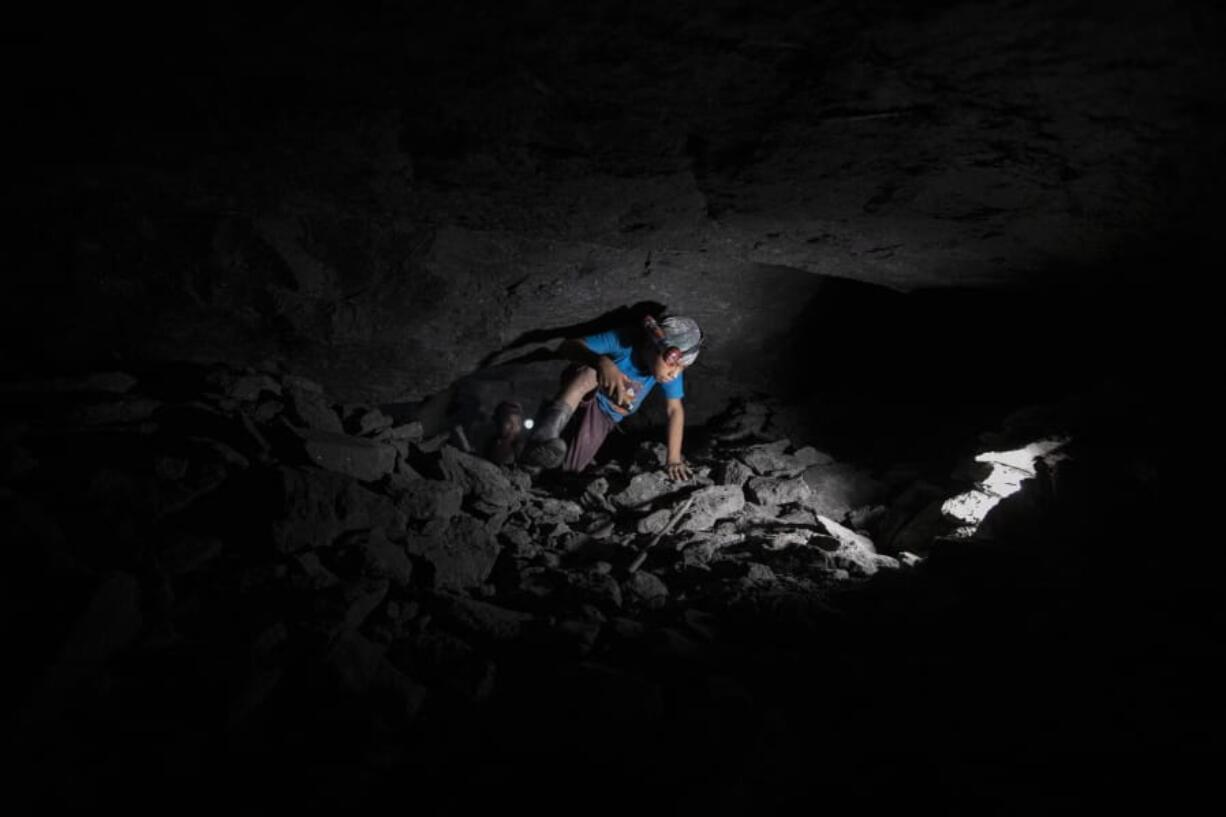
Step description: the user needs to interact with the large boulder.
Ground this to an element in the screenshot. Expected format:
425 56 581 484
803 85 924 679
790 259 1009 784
283 376 344 432
386 474 464 522
405 513 501 590
439 445 523 509
270 466 405 553
359 531 415 586
301 430 397 482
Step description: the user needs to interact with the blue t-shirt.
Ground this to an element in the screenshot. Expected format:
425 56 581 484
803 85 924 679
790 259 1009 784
582 328 684 423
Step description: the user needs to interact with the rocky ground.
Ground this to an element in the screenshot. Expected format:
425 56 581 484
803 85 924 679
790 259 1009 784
5 360 1210 811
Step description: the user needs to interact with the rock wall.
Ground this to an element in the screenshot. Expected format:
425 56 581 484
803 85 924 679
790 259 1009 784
6 0 1222 413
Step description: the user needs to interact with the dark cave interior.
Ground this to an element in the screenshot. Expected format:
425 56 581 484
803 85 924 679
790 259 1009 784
3 1 1219 811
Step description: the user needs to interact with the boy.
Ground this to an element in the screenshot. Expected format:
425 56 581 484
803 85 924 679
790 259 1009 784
485 400 525 466
522 314 703 480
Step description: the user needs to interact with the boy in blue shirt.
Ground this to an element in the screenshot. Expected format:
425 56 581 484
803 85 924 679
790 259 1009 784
522 315 703 479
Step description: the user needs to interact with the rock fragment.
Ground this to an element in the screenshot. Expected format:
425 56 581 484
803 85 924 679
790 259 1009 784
435 594 533 642
714 458 754 487
440 445 523 509
746 475 812 506
745 563 777 583
405 514 501 590
270 466 405 553
301 430 397 482
636 508 671 534
793 446 833 467
71 397 162 426
284 377 344 432
610 471 675 509
816 514 882 575
349 407 394 436
360 532 414 586
534 497 583 523
623 571 669 608
801 463 882 522
679 485 747 532
386 475 463 522
741 444 803 476
227 373 282 402
159 535 223 575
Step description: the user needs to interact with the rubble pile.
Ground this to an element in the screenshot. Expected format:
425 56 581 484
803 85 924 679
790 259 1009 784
3 360 1194 812
4 365 917 807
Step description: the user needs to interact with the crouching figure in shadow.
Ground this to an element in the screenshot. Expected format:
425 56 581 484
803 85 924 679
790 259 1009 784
521 314 703 480
485 400 526 467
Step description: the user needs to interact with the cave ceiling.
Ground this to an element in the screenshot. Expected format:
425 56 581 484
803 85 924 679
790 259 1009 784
6 0 1223 404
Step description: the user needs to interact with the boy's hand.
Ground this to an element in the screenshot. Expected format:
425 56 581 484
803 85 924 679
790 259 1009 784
666 460 692 481
597 359 634 410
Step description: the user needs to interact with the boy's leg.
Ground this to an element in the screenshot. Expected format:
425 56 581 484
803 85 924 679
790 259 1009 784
522 365 598 469
561 393 616 472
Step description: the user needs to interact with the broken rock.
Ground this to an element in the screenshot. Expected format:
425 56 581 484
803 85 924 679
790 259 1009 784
284 378 344 433
636 508 672 534
301 430 397 482
745 563 777 583
714 459 754 487
817 514 882 576
623 571 669 608
440 445 523 509
794 446 834 468
360 532 414 586
610 471 675 509
387 474 463 522
801 463 882 522
746 475 812 506
679 485 747 532
434 594 533 642
568 570 623 611
405 513 501 590
534 497 583 523
270 466 405 553
227 373 282 402
159 534 223 576
350 407 394 436
71 397 162 427
293 551 340 589
741 444 804 476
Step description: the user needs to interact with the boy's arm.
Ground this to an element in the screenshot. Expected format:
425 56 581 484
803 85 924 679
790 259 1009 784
557 339 632 411
665 398 691 480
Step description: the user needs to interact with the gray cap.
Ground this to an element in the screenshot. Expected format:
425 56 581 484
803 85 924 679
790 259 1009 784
660 316 703 365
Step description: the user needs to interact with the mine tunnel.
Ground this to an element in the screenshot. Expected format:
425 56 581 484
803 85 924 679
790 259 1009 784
3 0 1218 811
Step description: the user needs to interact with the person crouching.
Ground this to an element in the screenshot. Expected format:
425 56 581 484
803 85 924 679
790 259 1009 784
521 314 702 481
